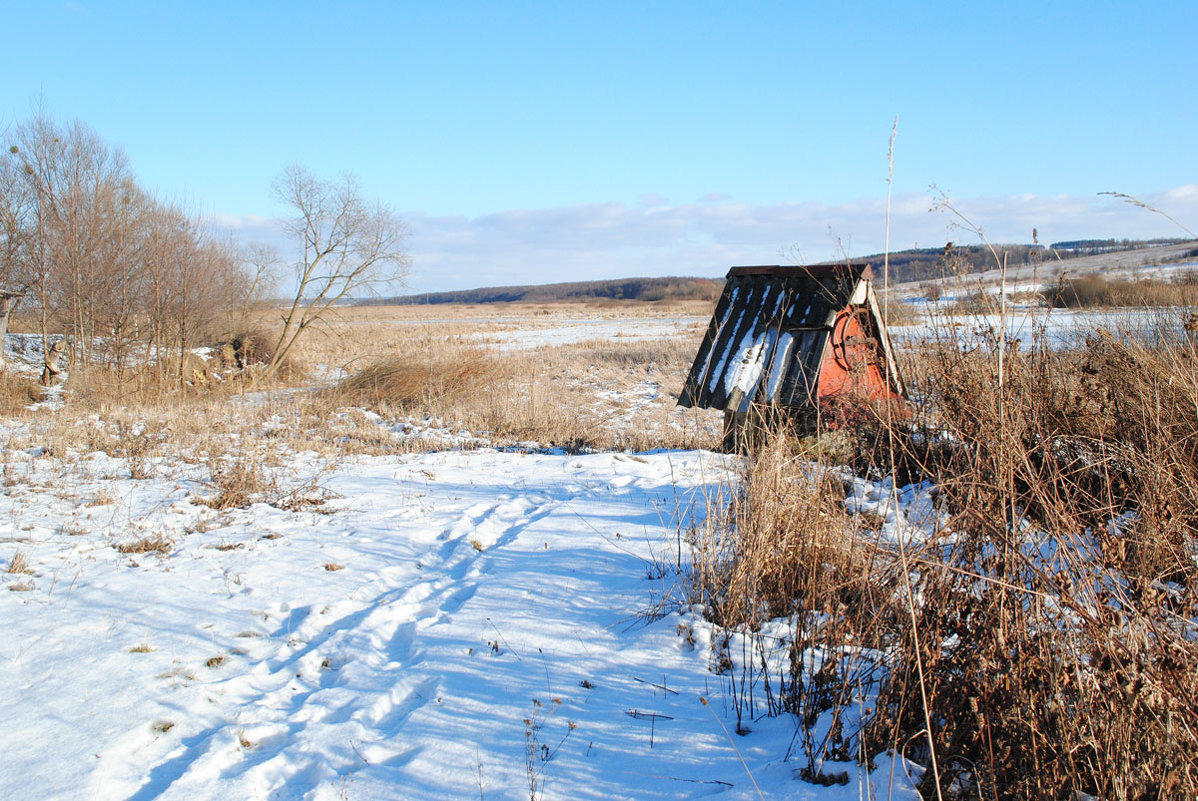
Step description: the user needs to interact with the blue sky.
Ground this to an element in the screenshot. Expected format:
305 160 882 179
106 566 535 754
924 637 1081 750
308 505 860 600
4 1 1196 292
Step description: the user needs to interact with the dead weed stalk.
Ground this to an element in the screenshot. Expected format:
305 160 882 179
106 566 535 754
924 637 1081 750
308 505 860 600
685 324 1198 799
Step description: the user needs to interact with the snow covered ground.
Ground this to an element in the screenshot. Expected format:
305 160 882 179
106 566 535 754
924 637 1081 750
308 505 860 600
891 305 1188 349
0 414 921 800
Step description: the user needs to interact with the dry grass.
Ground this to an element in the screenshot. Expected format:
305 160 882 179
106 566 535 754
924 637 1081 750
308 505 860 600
681 424 902 773
685 318 1198 799
686 434 867 627
1046 272 1198 307
115 534 173 554
328 321 718 451
335 347 512 412
0 373 41 416
872 329 1198 799
4 303 718 456
6 551 32 574
199 459 273 510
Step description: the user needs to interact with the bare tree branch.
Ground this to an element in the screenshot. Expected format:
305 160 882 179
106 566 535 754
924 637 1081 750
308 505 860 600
266 165 408 377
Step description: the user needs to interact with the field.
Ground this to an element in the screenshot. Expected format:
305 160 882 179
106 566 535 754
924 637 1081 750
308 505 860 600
1 303 900 800
2 298 1195 800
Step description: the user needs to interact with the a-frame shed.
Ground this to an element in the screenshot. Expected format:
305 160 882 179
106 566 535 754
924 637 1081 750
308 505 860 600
678 263 905 423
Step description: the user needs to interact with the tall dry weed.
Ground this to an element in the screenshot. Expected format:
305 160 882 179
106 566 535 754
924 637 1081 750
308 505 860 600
866 327 1198 799
683 424 902 780
685 316 1198 798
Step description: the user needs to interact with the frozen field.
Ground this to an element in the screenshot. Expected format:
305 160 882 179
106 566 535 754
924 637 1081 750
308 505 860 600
0 313 922 800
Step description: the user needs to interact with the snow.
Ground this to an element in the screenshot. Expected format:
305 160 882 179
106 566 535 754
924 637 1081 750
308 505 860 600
0 426 922 799
724 334 766 400
891 306 1191 349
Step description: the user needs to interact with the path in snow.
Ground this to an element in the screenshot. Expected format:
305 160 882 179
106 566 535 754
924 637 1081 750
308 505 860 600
2 443 918 800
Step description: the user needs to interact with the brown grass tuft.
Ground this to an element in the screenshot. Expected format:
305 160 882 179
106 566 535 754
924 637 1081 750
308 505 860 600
334 348 511 412
116 534 173 554
0 373 41 415
6 551 32 574
199 460 272 510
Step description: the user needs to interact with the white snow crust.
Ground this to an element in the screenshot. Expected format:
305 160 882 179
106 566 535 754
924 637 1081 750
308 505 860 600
0 434 921 800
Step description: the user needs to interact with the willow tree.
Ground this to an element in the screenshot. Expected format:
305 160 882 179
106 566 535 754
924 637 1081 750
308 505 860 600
266 165 408 378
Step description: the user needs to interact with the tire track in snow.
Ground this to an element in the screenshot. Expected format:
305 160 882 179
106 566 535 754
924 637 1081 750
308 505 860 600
91 491 558 800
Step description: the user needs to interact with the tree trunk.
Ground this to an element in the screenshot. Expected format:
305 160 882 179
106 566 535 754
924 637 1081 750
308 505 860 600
0 295 13 370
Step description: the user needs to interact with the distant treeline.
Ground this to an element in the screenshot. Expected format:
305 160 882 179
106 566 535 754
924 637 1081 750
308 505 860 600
368 276 723 305
1049 238 1191 255
365 239 1192 306
857 245 1042 285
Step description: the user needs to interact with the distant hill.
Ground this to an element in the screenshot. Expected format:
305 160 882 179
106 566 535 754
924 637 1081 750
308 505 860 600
828 238 1197 286
369 276 723 305
359 239 1198 306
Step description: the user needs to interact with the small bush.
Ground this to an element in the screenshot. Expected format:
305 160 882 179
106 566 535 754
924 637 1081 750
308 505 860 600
116 534 173 554
201 460 272 510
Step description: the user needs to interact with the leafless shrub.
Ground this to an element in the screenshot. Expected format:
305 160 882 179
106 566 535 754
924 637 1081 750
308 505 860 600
200 459 273 510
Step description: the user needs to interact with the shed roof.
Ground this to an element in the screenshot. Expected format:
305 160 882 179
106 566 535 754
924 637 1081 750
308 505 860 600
678 263 902 413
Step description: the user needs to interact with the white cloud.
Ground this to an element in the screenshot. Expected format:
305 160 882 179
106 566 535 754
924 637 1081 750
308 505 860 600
210 186 1198 295
637 192 670 208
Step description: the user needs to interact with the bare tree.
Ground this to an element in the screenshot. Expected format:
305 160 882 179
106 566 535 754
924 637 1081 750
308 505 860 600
0 138 36 367
266 165 408 377
234 242 278 332
8 116 137 370
6 115 259 391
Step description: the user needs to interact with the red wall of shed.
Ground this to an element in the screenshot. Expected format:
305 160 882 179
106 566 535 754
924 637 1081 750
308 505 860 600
816 308 899 403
